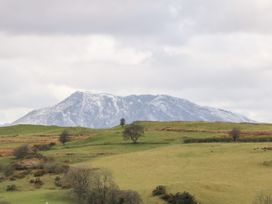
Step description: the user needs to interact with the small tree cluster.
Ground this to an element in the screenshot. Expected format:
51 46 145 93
65 167 142 204
123 124 144 144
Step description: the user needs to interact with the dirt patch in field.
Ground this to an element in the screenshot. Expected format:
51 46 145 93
0 134 90 144
0 148 13 157
0 134 91 157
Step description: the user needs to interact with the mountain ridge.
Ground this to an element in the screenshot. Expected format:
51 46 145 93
13 91 254 128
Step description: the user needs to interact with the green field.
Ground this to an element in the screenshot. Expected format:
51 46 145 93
1 122 272 204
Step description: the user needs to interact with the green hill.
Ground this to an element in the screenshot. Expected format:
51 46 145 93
1 121 272 204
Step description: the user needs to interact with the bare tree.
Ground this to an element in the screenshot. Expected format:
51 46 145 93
87 169 118 204
65 167 91 203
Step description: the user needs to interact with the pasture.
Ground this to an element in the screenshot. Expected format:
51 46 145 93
0 122 272 204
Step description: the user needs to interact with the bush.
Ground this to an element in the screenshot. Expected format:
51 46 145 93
152 185 167 196
229 127 241 142
13 145 31 159
184 137 272 144
34 169 47 177
253 193 272 204
116 190 142 204
0 176 4 182
32 143 54 151
43 162 69 174
54 176 63 187
30 178 44 188
13 170 30 179
162 192 198 204
157 189 198 204
59 130 70 145
0 201 10 204
3 164 15 177
6 184 17 191
263 161 272 167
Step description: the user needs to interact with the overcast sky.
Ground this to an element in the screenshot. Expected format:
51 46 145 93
0 0 272 124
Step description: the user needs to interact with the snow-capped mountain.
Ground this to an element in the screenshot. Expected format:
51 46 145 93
13 91 254 128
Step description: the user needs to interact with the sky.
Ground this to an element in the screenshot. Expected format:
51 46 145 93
0 0 272 124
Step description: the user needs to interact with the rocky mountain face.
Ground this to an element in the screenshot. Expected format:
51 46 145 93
13 91 253 128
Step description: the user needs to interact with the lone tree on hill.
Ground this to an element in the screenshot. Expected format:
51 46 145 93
123 124 144 144
229 127 241 142
120 118 126 127
59 130 70 145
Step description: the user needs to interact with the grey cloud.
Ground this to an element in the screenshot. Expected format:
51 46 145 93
0 0 272 37
0 0 272 123
0 0 173 35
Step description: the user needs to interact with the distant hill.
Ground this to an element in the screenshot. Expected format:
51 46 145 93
13 91 254 128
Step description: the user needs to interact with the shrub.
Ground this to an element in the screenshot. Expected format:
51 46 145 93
116 190 142 204
6 184 17 191
159 191 198 204
183 137 232 143
253 193 272 204
32 143 53 151
263 161 272 167
13 170 30 179
30 178 44 188
59 130 70 145
152 185 167 196
167 192 197 204
43 162 69 174
13 145 31 159
0 201 10 204
184 137 272 144
3 164 15 177
54 176 63 187
34 169 47 177
229 127 241 141
0 176 4 182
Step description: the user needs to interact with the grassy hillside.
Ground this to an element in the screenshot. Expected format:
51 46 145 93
1 122 272 204
0 124 94 136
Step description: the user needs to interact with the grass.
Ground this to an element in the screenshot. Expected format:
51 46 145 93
86 143 272 204
0 190 73 204
1 121 272 204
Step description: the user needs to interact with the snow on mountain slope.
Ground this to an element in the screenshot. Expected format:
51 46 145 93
13 91 254 128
